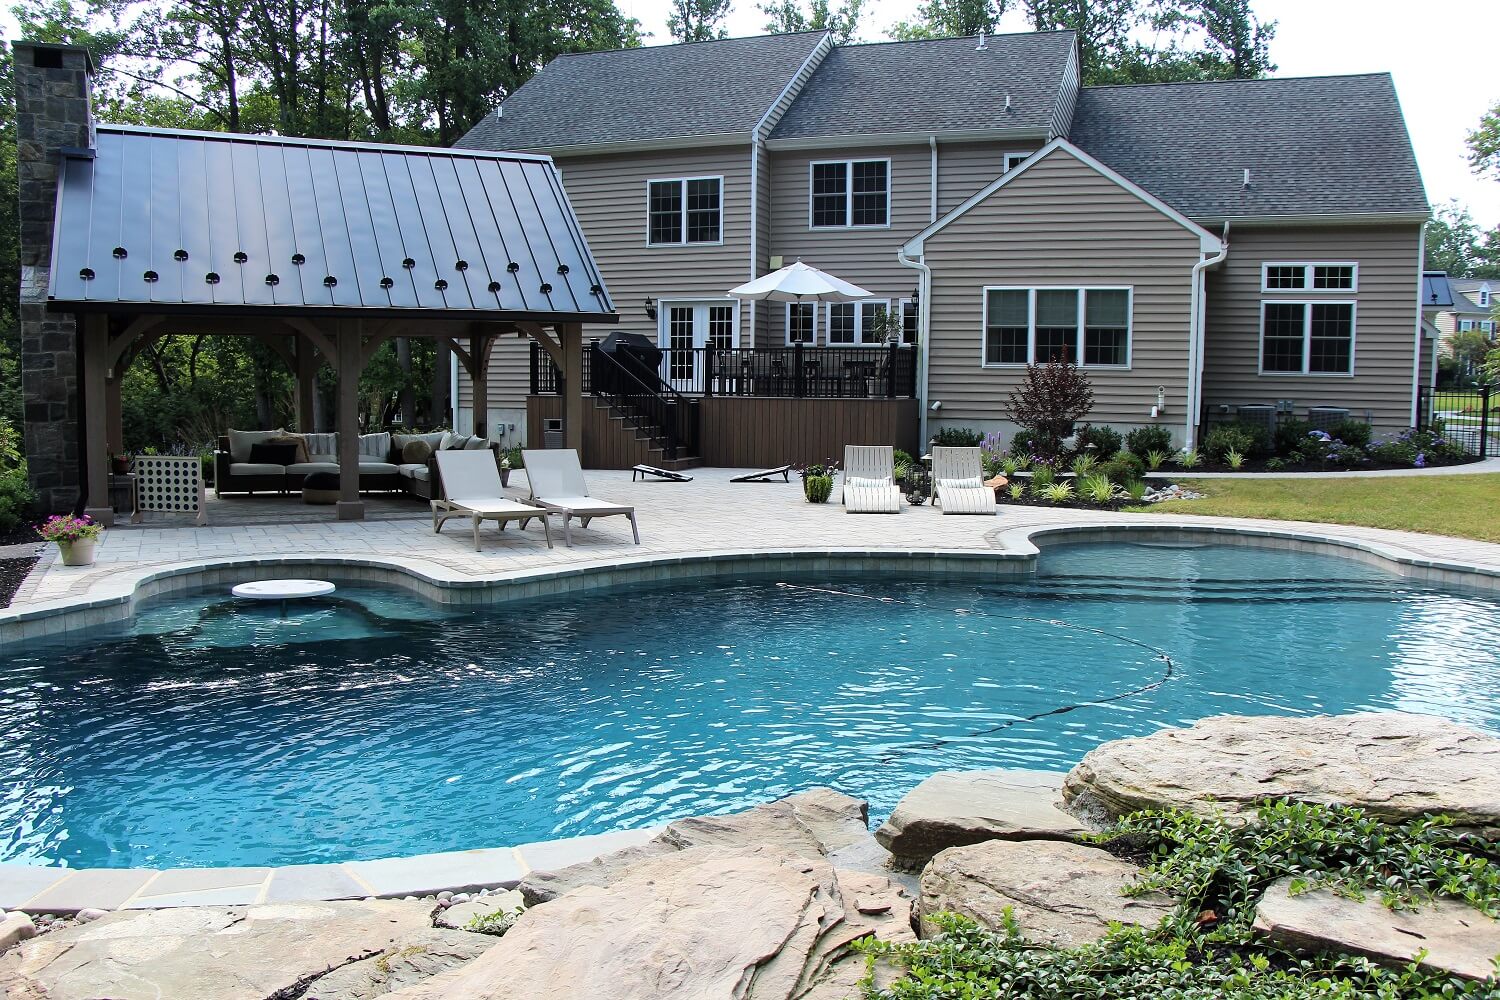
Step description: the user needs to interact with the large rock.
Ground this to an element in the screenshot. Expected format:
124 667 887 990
1253 878 1500 981
519 788 869 905
917 840 1174 946
434 890 524 933
304 927 499 999
0 899 434 1000
874 769 1091 869
1062 713 1500 837
0 913 35 953
386 848 912 1000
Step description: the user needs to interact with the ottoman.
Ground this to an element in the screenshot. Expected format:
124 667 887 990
302 471 341 505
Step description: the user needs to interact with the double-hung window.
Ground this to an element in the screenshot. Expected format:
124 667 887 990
810 159 889 228
982 288 1132 367
647 176 722 246
786 302 817 345
1259 301 1356 375
1261 262 1357 292
824 300 892 345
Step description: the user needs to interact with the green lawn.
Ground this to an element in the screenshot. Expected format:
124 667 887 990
1128 473 1500 542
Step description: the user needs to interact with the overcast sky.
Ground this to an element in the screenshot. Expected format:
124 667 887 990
619 0 1500 226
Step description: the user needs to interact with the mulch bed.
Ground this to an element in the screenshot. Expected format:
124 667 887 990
1154 455 1482 475
0 554 39 609
995 496 1129 512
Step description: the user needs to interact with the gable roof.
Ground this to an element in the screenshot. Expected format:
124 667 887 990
1068 74 1429 222
50 125 615 321
769 32 1077 142
456 32 830 153
904 139 1222 255
1447 279 1496 315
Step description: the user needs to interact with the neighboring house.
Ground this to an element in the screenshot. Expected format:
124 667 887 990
1434 278 1497 338
458 29 1429 456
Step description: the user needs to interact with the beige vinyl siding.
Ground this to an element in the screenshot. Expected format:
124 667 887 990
921 149 1201 430
935 140 1041 216
457 335 532 413
1201 224 1422 431
1050 46 1080 138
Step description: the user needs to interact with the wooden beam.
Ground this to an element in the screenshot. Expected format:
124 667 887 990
81 314 114 525
105 314 166 371
286 317 341 366
517 321 564 368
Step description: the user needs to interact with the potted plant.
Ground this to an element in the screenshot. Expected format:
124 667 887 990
36 514 104 567
109 451 130 475
799 463 835 504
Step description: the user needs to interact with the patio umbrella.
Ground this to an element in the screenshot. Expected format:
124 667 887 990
728 260 874 303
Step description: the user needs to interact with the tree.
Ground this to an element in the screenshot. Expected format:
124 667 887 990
1425 201 1500 279
891 0 1008 40
1025 0 1142 82
1005 357 1095 459
667 0 733 41
1468 99 1500 182
762 0 865 43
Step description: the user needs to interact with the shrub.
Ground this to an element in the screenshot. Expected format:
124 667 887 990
1328 419 1371 450
1010 429 1037 457
1125 425 1173 459
1075 423 1122 458
1038 481 1075 503
502 446 524 468
1030 465 1055 489
799 462 837 503
1177 449 1201 469
1079 473 1116 504
932 427 983 448
1203 421 1270 462
1225 448 1245 471
1100 451 1145 487
1005 358 1094 460
1273 418 1314 457
1143 449 1169 471
1265 456 1286 471
1369 428 1470 467
1007 482 1025 501
1070 453 1099 478
0 419 35 534
892 449 915 469
1124 479 1148 503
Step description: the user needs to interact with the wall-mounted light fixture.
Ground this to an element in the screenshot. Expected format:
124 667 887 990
911 285 920 306
644 297 657 321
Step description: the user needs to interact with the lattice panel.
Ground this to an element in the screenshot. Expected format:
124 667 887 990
134 456 206 521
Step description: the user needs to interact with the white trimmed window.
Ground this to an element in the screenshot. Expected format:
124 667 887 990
810 159 889 228
1479 285 1492 308
1460 319 1497 334
786 302 817 345
1260 301 1356 375
824 299 892 345
1003 152 1031 172
982 287 1132 368
1261 262 1357 292
647 176 722 246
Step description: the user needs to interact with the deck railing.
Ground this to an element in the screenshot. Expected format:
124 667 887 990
530 341 916 399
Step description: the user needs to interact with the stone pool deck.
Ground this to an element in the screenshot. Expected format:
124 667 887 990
0 826 658 914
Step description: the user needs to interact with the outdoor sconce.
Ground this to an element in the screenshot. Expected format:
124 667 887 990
644 297 657 321
911 286 920 305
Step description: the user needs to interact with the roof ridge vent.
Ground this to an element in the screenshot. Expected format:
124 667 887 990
976 32 987 50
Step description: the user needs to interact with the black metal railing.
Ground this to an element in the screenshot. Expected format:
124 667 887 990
529 342 916 399
588 342 700 460
1418 384 1493 457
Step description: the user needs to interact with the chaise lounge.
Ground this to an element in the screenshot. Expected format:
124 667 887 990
931 446 998 515
842 445 902 513
432 450 553 550
521 448 641 545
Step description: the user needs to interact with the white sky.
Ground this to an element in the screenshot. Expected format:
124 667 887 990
618 0 1500 225
3 0 1496 224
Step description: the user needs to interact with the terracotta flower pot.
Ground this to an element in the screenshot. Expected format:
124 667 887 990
57 538 97 567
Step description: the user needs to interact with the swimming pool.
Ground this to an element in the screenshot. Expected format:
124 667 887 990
2 542 1497 869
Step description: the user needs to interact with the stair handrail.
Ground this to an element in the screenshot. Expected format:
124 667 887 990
590 344 699 460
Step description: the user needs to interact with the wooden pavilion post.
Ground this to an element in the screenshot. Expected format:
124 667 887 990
560 322 584 456
335 320 365 521
80 313 113 525
296 336 319 433
469 329 497 439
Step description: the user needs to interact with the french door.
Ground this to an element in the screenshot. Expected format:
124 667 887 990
658 301 737 392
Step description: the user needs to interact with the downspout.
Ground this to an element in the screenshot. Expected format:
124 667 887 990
898 243 933 448
1185 222 1229 451
929 136 938 223
1409 226 1427 427
748 135 760 347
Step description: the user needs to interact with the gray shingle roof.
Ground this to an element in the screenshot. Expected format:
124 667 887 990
1068 74 1429 220
50 126 614 320
770 32 1076 139
456 32 830 152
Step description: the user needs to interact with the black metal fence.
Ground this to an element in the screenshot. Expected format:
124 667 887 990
530 341 916 399
1418 384 1494 457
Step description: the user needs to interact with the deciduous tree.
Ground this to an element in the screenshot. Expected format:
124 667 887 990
762 0 865 43
668 0 734 41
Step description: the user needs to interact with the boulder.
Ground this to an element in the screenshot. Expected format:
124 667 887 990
519 788 869 905
434 890 524 933
304 927 498 999
385 848 912 1000
0 913 35 953
917 840 1174 946
1061 713 1500 837
1253 879 1500 982
0 899 434 1000
874 769 1091 869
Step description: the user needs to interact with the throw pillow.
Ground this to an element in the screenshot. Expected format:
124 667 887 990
247 442 298 467
847 476 892 489
358 431 392 460
269 434 309 465
441 432 465 451
938 476 984 490
463 435 489 450
402 439 434 464
227 427 285 464
303 432 338 460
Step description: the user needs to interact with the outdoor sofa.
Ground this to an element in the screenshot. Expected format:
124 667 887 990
215 428 499 500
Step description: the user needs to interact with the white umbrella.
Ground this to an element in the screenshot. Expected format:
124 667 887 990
728 260 874 303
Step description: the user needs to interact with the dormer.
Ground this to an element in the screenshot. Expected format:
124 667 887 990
1480 284 1492 309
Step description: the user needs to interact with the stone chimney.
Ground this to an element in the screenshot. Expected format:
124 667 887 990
12 41 95 514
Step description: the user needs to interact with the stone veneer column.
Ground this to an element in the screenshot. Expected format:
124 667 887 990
12 42 95 515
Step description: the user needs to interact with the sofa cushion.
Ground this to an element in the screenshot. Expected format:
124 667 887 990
393 431 447 453
248 441 299 467
359 432 392 460
288 462 340 476
227 428 285 464
303 432 338 457
357 461 399 475
229 463 289 477
398 463 431 482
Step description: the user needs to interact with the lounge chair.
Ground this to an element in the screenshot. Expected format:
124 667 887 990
521 449 641 545
842 445 902 513
931 446 998 515
432 450 554 550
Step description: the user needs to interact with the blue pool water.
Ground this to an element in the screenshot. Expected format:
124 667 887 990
3 542 1499 870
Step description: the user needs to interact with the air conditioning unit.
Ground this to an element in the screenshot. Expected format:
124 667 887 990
1235 404 1277 436
1307 406 1352 431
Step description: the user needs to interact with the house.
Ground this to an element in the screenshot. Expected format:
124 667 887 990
457 30 1429 460
1435 278 1497 338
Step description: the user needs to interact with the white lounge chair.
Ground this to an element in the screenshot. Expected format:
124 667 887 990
432 450 553 550
521 449 641 545
842 445 902 513
931 446 998 515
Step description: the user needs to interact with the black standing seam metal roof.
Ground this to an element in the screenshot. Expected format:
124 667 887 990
1421 272 1454 310
49 125 617 322
769 32 1077 140
1068 74 1429 221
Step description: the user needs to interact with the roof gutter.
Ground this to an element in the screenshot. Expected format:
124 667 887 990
1193 211 1431 228
765 126 1052 151
896 244 933 448
1185 223 1229 451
